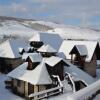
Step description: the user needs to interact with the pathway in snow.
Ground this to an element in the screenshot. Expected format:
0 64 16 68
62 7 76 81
0 73 24 100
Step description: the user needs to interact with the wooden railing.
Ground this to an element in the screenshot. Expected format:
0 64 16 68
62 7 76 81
28 75 63 100
28 86 63 100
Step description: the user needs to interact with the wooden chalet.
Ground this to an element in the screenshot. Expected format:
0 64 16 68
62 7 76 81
7 62 52 98
44 56 69 80
59 40 100 77
25 53 43 70
0 39 27 73
6 53 65 99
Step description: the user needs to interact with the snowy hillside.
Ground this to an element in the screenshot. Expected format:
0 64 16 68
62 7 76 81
48 27 100 40
0 16 100 41
0 20 36 37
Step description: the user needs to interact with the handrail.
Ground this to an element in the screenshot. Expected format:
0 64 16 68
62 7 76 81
28 75 63 100
65 72 76 92
52 75 63 92
29 86 63 98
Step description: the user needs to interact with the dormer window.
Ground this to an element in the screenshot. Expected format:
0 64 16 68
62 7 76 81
41 52 56 57
25 53 43 70
26 47 34 53
18 48 25 55
30 41 43 49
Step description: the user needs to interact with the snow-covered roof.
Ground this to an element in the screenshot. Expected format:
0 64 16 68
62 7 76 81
7 62 52 85
66 79 100 100
24 46 34 52
22 53 34 60
56 52 66 59
48 27 100 40
29 32 63 50
18 47 25 53
0 39 28 58
37 44 57 53
59 40 98 62
27 53 43 62
25 47 31 52
44 56 63 67
64 61 95 85
70 45 88 56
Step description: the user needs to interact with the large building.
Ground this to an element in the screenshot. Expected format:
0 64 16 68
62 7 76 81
59 40 100 77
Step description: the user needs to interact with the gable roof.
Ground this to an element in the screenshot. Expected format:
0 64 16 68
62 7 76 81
56 52 66 59
70 45 88 56
37 44 57 53
59 40 98 62
29 32 63 50
0 39 28 58
44 56 63 67
7 62 52 85
27 53 43 62
25 46 34 52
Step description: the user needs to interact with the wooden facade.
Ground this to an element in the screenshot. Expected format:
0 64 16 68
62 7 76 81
46 61 67 81
26 57 40 70
10 79 48 98
70 54 86 69
84 53 97 77
70 55 96 77
0 57 23 73
69 45 98 77
74 80 87 91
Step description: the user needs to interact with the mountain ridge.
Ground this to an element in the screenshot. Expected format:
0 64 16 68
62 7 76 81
0 16 100 41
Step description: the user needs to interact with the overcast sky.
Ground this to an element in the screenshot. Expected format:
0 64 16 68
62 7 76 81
0 0 100 27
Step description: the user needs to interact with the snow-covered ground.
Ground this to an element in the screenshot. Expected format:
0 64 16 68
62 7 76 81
0 20 37 38
0 69 100 100
0 73 24 100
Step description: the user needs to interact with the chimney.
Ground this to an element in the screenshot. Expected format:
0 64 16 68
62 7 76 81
27 59 33 70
